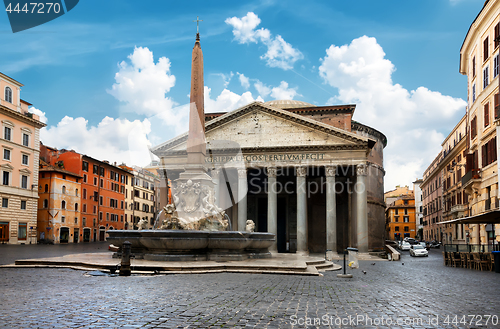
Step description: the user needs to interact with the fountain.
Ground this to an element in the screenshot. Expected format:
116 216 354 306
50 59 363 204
107 29 275 261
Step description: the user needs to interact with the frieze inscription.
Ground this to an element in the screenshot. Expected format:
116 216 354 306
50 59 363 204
206 153 326 164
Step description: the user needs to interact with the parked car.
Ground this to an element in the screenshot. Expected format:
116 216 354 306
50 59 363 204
409 244 429 257
399 241 411 251
426 241 441 249
404 237 418 245
419 241 429 250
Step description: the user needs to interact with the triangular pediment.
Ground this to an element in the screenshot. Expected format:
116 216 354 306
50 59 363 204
152 102 369 155
0 163 14 171
19 168 32 175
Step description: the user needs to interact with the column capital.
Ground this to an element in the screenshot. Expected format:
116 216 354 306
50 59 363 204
356 164 367 176
237 168 247 178
211 168 220 178
267 167 277 178
325 165 337 177
296 166 307 177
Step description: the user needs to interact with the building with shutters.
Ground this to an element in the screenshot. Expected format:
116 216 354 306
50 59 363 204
0 72 45 244
459 0 500 245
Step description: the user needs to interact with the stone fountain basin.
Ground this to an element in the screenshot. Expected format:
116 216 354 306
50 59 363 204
107 230 275 253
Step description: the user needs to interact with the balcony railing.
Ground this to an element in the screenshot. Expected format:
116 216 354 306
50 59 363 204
461 169 480 186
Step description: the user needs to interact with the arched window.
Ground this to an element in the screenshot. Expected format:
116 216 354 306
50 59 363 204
4 87 12 103
75 203 78 211
43 199 48 208
62 186 66 194
61 200 66 209
75 188 78 196
44 184 48 193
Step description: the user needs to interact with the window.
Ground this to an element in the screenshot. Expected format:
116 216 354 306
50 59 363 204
83 174 87 183
495 23 500 48
75 203 79 211
3 149 11 161
21 200 26 210
76 189 78 197
2 198 8 208
62 186 66 194
22 133 29 147
61 216 65 223
99 196 103 206
75 217 78 224
100 179 103 188
83 204 87 213
484 36 489 61
82 161 89 172
404 216 409 223
472 56 476 77
496 93 500 120
18 223 27 240
93 164 98 174
483 66 489 89
404 226 409 232
395 209 399 215
4 87 12 103
4 126 11 140
93 177 97 186
83 189 87 199
495 54 500 78
99 212 103 221
472 83 476 103
44 184 48 192
21 175 28 189
404 208 408 215
395 226 399 232
394 216 399 223
22 154 28 165
83 218 86 226
3 171 10 185
93 205 96 214
471 116 477 139
485 103 490 127
43 199 48 208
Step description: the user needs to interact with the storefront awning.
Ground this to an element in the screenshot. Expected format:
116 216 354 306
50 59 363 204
439 210 500 225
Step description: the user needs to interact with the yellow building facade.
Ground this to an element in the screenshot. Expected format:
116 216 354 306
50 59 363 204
0 72 45 244
459 0 500 246
386 197 417 241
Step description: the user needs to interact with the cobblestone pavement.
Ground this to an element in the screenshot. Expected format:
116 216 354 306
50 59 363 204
0 246 499 328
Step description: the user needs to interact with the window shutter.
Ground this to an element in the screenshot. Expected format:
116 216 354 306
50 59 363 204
485 103 490 126
496 94 500 120
466 153 473 172
473 56 476 77
484 37 489 61
493 137 497 162
495 23 500 48
474 150 479 170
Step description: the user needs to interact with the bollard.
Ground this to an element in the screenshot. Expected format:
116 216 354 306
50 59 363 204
337 249 353 278
119 241 132 276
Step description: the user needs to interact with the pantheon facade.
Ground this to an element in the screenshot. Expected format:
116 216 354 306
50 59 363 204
152 100 386 254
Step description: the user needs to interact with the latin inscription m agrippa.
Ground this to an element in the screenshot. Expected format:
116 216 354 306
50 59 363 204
206 153 325 164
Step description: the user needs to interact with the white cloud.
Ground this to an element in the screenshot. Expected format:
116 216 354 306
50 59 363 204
225 12 303 70
41 116 155 167
319 36 467 190
254 80 271 98
29 106 47 124
204 86 264 113
214 72 234 88
107 46 178 118
270 81 300 100
237 72 250 89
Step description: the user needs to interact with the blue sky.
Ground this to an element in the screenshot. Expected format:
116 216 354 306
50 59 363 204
0 0 485 190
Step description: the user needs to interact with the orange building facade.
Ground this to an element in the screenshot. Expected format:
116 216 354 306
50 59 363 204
40 145 132 241
386 197 417 240
38 161 82 243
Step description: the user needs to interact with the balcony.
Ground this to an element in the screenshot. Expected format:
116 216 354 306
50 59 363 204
450 204 466 215
461 170 481 194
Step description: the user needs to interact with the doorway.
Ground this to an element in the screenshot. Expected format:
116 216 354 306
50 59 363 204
257 197 268 232
0 222 8 242
60 227 69 243
277 197 287 253
73 228 79 243
99 227 105 241
83 228 90 242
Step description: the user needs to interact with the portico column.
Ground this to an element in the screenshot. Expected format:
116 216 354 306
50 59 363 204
212 169 220 207
356 164 368 253
267 167 277 251
296 166 308 254
325 165 337 254
237 168 248 231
